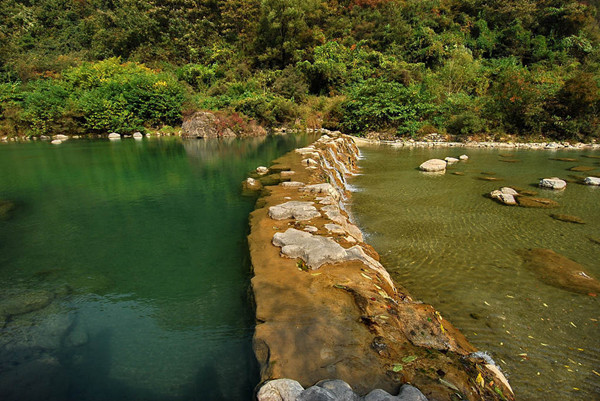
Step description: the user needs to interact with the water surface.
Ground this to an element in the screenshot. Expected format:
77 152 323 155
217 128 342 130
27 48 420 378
350 145 600 401
0 134 316 401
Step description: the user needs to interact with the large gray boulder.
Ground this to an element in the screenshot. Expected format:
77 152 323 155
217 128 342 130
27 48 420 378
539 177 566 190
419 159 447 172
182 111 219 138
315 379 359 401
269 201 321 221
397 384 428 401
257 379 304 401
363 389 397 401
298 386 337 401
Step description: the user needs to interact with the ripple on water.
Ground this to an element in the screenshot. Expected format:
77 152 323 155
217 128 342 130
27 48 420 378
350 146 600 401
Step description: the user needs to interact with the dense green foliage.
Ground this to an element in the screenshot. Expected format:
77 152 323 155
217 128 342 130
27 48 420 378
0 0 599 140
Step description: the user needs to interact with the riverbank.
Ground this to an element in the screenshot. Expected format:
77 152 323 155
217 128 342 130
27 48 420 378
247 133 514 401
353 137 600 150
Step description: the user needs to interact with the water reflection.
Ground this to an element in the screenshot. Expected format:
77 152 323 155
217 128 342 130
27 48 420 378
0 134 317 400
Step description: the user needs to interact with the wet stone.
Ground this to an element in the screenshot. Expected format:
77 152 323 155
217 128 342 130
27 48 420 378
549 214 585 224
419 159 446 172
257 379 304 401
569 166 595 172
363 389 398 401
539 177 567 190
516 197 559 208
269 201 321 221
315 380 359 401
298 386 337 401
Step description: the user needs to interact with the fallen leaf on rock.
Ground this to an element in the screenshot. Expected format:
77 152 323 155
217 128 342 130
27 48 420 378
402 355 417 363
392 364 403 372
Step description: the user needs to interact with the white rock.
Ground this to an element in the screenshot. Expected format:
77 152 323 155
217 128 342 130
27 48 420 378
108 132 121 139
256 166 269 175
539 177 567 190
54 134 68 141
50 140 62 145
444 157 459 164
301 158 319 167
300 183 340 200
345 236 357 243
584 177 600 186
304 226 318 233
459 154 469 160
280 171 296 177
257 379 304 401
324 223 345 235
419 159 447 172
500 187 519 196
268 201 321 221
280 181 305 188
133 132 143 139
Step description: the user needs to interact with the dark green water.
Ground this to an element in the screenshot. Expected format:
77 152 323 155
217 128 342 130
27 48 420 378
0 135 316 401
350 145 600 401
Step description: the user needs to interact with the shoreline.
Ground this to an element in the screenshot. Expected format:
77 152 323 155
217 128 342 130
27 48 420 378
246 132 514 400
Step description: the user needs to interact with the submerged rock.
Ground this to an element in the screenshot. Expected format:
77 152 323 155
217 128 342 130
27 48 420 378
569 166 595 172
539 177 566 190
550 157 578 162
315 379 359 401
0 290 54 319
0 200 16 220
549 214 585 224
269 201 321 221
257 379 304 401
298 386 336 401
419 159 446 172
478 176 503 182
516 197 559 208
519 248 600 294
281 181 305 188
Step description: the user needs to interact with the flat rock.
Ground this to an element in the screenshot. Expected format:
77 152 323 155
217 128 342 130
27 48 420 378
0 290 54 318
257 166 269 175
549 214 585 224
500 187 519 196
478 176 503 182
489 191 517 205
419 159 446 172
315 379 359 401
459 154 468 160
539 177 566 190
569 166 595 172
272 229 348 269
0 200 15 220
51 139 62 145
281 171 296 177
304 226 318 233
516 197 559 208
584 176 600 186
550 157 577 162
257 379 304 401
324 223 345 235
444 157 459 164
300 184 340 200
519 248 600 294
269 202 321 221
281 181 305 188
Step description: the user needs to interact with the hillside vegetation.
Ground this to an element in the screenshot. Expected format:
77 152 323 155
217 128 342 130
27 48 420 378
0 0 599 140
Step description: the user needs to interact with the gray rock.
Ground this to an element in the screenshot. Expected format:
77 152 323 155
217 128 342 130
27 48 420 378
419 159 446 172
257 379 304 401
315 379 359 401
269 201 321 221
363 389 397 401
539 177 566 190
324 223 345 235
272 229 348 269
281 181 305 188
298 386 336 401
584 176 600 186
397 384 428 401
181 111 218 138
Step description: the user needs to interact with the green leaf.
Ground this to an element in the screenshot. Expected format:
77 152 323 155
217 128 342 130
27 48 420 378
402 355 417 363
392 364 403 372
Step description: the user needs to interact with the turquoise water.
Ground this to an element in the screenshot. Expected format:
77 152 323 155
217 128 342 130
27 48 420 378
0 135 316 401
350 146 600 401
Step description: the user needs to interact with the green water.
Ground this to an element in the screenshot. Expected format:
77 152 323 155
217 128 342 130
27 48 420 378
350 146 600 401
0 135 316 401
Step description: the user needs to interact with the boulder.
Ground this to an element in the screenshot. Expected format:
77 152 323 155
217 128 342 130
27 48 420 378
315 380 359 401
108 132 120 139
539 177 566 190
298 386 337 401
257 379 304 401
489 190 517 206
519 248 600 294
419 159 447 172
50 139 62 145
363 389 397 401
268 201 321 221
500 187 519 196
444 157 459 164
459 154 469 161
584 176 600 186
54 134 68 141
133 132 143 139
181 111 218 138
397 384 428 401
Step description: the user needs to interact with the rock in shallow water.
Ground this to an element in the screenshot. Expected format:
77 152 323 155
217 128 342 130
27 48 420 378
549 214 585 224
418 159 446 172
539 177 566 190
584 176 600 186
519 248 600 294
298 386 336 401
315 379 359 401
516 196 559 208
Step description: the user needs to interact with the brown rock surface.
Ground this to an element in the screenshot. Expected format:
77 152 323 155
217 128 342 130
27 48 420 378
248 133 514 401
519 248 600 294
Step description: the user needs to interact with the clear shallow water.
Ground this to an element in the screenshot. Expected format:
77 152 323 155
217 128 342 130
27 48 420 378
0 135 316 401
350 146 600 401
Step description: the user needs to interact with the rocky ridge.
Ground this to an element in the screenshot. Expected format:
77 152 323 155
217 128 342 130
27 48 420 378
247 132 514 401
